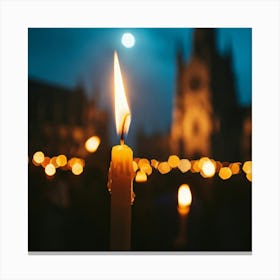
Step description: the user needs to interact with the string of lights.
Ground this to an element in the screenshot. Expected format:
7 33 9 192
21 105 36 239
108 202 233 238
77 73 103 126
133 155 252 182
31 151 85 176
31 151 252 182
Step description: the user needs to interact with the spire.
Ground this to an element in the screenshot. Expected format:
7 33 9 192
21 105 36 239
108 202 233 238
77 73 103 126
193 28 216 63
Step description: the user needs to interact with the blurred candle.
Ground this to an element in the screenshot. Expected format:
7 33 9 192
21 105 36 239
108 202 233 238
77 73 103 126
135 170 147 182
109 51 134 250
178 184 192 216
175 184 192 249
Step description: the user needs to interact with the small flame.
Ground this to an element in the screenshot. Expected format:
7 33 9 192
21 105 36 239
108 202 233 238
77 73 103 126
114 51 131 139
178 184 192 207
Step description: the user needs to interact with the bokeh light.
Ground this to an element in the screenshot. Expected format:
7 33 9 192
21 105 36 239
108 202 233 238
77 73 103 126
168 155 180 168
85 136 100 153
41 157 51 168
246 173 252 182
138 158 150 169
242 161 252 174
200 158 216 178
72 162 83 175
158 162 171 174
178 159 191 173
198 157 208 169
135 171 147 182
45 163 56 176
218 167 232 180
191 160 200 173
33 151 44 164
140 163 152 175
56 154 67 167
230 162 241 174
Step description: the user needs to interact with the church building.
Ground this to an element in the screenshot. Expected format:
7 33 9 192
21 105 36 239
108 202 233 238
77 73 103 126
170 28 251 162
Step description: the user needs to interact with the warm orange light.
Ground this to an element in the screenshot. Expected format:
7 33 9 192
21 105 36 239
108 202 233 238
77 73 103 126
56 154 67 167
178 184 192 207
68 157 85 170
158 162 171 174
229 162 241 174
178 184 192 215
68 158 76 168
50 157 59 168
45 163 56 176
168 155 180 168
191 160 200 173
138 159 152 175
85 136 100 153
138 158 150 168
133 157 140 164
41 157 50 168
135 171 147 182
114 51 131 136
151 159 159 169
178 159 191 173
132 161 138 172
72 162 83 175
198 157 208 170
140 163 152 175
242 161 252 174
201 158 216 178
219 167 232 180
33 151 45 164
246 173 252 182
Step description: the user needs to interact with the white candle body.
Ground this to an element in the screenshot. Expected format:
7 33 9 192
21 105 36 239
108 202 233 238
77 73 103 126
110 144 133 250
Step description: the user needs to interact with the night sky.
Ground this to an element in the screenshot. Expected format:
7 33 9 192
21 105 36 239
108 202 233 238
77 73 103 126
28 28 252 145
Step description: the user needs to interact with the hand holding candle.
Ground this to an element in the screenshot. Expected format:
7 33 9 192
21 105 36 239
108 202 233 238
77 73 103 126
109 51 134 250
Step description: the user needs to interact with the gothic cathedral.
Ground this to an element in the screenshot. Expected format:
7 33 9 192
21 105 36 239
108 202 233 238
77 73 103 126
171 28 247 162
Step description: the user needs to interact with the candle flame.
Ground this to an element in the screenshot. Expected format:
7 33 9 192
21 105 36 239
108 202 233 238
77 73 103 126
114 51 131 138
178 184 192 208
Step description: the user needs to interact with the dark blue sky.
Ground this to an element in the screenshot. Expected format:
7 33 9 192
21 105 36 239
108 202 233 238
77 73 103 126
28 28 252 144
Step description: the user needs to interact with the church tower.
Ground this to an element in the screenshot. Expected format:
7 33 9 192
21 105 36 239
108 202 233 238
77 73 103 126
171 29 215 158
171 28 241 161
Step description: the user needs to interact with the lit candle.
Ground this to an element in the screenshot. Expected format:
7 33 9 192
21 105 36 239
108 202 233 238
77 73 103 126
108 51 134 250
177 184 192 216
175 184 192 249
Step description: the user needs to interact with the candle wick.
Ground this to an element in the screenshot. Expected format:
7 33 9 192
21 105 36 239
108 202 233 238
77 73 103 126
120 113 130 145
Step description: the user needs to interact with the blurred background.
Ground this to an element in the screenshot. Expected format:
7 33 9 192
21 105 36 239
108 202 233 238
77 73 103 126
28 28 252 251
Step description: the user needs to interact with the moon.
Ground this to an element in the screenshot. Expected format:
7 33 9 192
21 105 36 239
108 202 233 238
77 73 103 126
121 33 135 48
